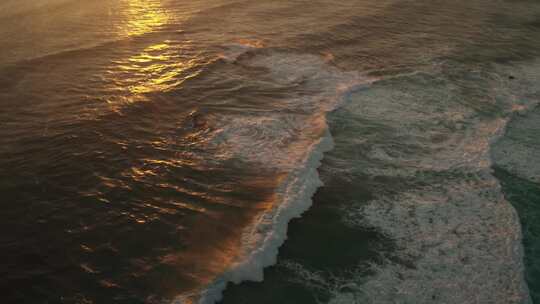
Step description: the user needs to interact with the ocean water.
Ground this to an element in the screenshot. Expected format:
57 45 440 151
1 1 540 303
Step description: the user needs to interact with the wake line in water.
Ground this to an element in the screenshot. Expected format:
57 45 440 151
173 45 374 304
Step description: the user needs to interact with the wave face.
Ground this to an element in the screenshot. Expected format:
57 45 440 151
2 0 540 304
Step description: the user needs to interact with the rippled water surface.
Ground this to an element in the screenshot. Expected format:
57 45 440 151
1 1 540 303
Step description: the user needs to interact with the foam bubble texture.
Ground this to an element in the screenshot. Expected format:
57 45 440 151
320 62 537 304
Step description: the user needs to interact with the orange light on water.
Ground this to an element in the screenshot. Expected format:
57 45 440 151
120 0 169 37
103 39 202 107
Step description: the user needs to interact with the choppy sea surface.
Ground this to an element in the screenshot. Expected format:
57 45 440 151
1 1 540 303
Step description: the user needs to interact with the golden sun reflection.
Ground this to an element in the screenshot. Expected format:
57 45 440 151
100 0 206 110
120 41 200 94
120 0 169 36
104 39 202 107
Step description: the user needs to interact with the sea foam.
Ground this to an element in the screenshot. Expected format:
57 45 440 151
315 62 539 304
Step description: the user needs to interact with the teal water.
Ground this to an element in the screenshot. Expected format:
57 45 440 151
495 167 540 303
493 105 540 303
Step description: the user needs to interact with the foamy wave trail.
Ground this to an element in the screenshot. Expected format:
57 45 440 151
306 62 540 304
173 45 374 304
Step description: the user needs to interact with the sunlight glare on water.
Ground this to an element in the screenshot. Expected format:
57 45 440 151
98 1 206 107
120 0 170 36
115 41 202 95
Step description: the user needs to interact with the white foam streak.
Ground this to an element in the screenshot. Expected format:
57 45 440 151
198 131 334 304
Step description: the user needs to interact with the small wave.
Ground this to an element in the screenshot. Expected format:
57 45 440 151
0 29 185 69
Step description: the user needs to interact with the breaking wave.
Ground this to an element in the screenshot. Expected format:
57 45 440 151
174 45 374 303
